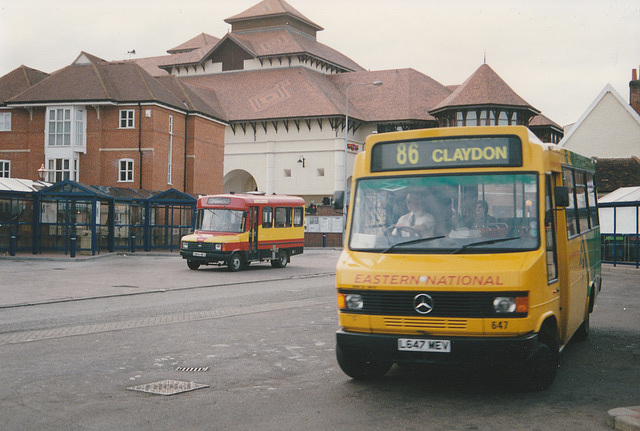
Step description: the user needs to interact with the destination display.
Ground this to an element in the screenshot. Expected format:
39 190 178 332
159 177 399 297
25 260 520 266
370 135 522 172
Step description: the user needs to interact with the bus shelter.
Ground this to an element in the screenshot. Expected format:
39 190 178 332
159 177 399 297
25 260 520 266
36 180 112 256
147 189 197 252
599 187 640 268
32 180 197 256
0 178 50 255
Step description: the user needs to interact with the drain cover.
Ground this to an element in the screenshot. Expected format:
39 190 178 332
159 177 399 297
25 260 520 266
128 379 209 396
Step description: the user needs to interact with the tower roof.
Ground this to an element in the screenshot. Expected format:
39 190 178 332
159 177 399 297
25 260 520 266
430 63 539 114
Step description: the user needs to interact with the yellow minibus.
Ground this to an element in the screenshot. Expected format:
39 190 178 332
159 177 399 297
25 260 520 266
336 126 601 390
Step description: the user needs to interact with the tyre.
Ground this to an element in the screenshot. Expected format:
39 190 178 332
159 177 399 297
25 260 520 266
227 253 244 272
336 345 392 380
520 325 559 391
270 250 289 268
187 260 200 270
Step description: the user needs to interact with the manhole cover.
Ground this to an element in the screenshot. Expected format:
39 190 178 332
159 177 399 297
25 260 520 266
127 379 209 396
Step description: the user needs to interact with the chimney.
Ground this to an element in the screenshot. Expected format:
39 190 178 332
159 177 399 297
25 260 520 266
631 68 640 116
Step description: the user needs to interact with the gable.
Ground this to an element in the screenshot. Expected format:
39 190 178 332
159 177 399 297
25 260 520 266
208 38 255 72
561 88 640 158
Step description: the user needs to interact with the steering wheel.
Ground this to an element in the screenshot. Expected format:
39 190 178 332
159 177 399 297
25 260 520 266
385 225 421 238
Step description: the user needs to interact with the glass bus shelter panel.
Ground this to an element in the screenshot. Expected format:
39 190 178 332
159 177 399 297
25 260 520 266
111 202 146 250
150 204 194 251
349 173 539 252
0 196 34 252
39 198 99 253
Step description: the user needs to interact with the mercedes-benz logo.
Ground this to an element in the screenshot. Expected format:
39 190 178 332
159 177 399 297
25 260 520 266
413 293 434 315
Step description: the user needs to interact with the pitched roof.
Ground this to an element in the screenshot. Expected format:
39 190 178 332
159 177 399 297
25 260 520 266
430 64 539 113
179 67 449 123
0 65 49 105
5 52 225 121
595 156 640 194
225 0 322 32
168 33 220 54
529 113 560 128
230 29 364 72
328 69 452 122
559 84 640 147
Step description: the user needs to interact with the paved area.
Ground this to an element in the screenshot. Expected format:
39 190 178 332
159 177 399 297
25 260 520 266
1 251 638 429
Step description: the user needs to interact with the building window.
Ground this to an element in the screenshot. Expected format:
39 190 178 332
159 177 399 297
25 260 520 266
119 158 134 182
466 110 477 126
498 111 509 126
0 160 9 177
168 115 173 185
46 107 85 149
120 110 135 128
48 158 72 182
0 113 11 131
48 108 72 146
456 111 464 127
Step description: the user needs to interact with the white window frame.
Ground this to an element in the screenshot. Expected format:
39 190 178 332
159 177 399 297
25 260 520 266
45 107 86 152
120 109 135 129
0 112 11 131
47 158 72 182
0 160 10 177
119 158 134 183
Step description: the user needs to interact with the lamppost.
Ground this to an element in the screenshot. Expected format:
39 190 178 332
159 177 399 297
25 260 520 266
343 80 382 243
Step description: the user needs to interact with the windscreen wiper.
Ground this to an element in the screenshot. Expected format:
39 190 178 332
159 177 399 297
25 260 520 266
450 236 520 254
382 236 445 253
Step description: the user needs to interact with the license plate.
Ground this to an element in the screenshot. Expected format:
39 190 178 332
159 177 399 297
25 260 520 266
398 338 451 353
192 252 206 257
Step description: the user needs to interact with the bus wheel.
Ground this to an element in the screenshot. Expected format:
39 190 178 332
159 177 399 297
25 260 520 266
521 325 559 391
270 250 289 268
227 253 244 272
336 345 392 380
187 260 200 270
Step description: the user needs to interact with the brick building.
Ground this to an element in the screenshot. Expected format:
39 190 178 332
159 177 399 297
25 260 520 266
0 53 226 195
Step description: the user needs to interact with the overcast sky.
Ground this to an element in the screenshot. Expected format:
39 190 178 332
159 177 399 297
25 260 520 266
1 0 638 126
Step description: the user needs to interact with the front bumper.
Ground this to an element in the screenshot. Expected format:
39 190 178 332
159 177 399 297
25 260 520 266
336 330 538 366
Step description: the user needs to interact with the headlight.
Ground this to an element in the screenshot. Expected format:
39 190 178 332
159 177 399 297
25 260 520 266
215 243 222 251
493 297 516 313
493 296 528 314
345 294 364 310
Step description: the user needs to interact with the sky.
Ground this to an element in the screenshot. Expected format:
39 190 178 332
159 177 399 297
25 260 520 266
1 0 639 127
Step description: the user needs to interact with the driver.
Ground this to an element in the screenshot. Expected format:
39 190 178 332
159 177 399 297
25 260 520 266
392 192 435 238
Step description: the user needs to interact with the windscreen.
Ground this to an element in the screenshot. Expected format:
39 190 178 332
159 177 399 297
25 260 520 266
197 208 246 233
349 173 539 253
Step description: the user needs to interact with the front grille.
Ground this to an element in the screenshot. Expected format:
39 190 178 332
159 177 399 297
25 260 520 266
340 290 527 318
183 242 216 252
384 317 468 330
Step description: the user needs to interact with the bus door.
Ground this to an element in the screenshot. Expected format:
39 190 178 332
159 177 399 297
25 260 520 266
248 206 259 260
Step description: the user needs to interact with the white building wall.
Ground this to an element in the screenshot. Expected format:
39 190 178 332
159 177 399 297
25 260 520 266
223 119 378 198
560 86 640 158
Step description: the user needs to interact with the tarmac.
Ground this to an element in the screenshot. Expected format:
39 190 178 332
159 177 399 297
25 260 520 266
1 251 638 429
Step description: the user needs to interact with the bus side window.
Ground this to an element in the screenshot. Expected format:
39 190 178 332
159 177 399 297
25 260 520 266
575 171 589 232
586 173 599 228
563 167 578 237
294 207 304 227
275 207 291 228
263 207 273 228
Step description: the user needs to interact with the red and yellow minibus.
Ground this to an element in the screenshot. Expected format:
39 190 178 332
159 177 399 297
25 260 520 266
180 193 305 271
336 126 601 390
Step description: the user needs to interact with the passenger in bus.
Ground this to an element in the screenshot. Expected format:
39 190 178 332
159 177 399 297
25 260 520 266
472 200 496 227
392 192 435 238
